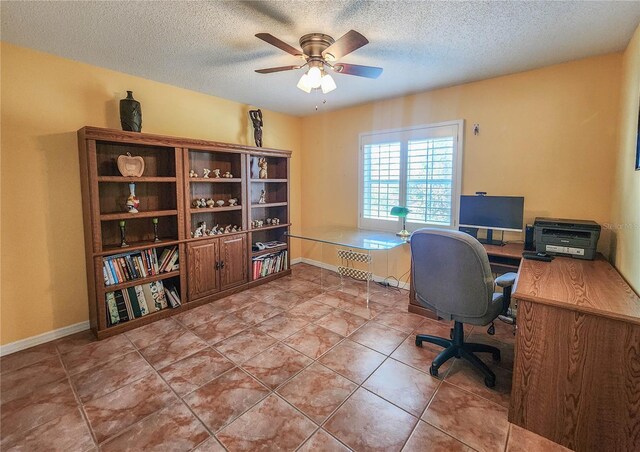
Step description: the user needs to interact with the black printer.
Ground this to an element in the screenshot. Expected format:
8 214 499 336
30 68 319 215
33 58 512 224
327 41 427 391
534 217 601 260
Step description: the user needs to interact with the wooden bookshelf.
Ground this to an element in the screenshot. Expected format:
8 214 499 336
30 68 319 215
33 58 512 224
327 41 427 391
78 126 291 339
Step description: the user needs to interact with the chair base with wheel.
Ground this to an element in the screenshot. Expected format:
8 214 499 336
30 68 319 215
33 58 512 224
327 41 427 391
415 321 500 387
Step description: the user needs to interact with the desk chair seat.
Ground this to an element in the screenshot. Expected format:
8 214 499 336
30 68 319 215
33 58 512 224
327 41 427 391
410 228 516 388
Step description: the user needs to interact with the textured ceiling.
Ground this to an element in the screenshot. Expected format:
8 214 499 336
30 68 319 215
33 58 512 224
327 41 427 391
2 1 639 116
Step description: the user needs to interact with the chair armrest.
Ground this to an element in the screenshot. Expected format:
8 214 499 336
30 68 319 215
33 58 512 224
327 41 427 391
495 272 517 288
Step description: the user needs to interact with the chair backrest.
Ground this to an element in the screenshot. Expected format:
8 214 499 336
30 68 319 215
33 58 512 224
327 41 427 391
410 228 494 320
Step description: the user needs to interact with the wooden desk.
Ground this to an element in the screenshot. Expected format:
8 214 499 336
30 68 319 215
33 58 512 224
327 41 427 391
510 255 640 451
408 242 523 319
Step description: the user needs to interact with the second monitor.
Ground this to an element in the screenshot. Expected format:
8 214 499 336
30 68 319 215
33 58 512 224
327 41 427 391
459 195 524 246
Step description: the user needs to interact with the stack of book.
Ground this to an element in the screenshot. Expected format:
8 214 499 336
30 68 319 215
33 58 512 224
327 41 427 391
252 250 288 279
103 247 179 286
105 281 181 326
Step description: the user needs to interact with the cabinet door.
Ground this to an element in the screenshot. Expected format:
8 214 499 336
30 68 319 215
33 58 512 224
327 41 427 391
219 234 248 290
187 239 219 300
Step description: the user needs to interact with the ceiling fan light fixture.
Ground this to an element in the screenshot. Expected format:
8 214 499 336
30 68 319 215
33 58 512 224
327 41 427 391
297 73 312 93
321 73 337 93
307 66 322 88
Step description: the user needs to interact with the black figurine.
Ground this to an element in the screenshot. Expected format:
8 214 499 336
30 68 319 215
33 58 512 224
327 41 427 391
249 109 263 147
120 91 142 132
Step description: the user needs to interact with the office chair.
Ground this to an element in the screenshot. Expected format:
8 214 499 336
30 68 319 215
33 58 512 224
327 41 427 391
410 228 516 388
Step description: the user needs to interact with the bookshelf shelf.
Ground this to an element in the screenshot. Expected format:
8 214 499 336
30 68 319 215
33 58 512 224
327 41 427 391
100 210 178 221
99 238 182 256
97 176 177 183
105 270 181 292
252 244 288 257
189 206 242 213
251 179 287 183
251 202 288 208
189 178 242 183
250 223 291 232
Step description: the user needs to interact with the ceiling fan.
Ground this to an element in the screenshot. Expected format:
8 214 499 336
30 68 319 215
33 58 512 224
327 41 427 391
254 30 383 94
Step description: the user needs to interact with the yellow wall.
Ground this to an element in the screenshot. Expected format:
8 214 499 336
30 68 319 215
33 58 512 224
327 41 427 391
0 42 302 345
300 53 622 281
611 24 640 294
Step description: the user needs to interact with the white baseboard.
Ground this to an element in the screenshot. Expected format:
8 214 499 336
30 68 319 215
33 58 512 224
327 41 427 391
294 257 411 291
0 321 90 357
290 257 303 265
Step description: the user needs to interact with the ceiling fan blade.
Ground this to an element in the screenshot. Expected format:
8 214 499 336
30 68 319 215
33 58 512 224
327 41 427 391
255 65 300 74
255 33 302 56
322 30 369 61
333 63 383 79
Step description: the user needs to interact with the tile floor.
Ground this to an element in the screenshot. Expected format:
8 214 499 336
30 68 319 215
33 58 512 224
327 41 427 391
0 263 571 451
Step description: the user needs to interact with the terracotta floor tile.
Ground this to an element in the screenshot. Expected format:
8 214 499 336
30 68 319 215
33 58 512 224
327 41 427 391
313 309 368 336
139 329 208 369
191 313 249 345
124 317 186 349
263 291 308 310
374 311 426 333
298 429 350 452
467 332 515 371
310 291 356 308
403 421 472 451
174 303 223 329
283 324 343 359
214 328 277 364
0 355 67 404
319 339 386 384
83 373 176 443
60 334 134 375
0 342 58 375
445 358 513 408
54 330 97 355
256 312 310 340
242 343 312 389
277 362 357 425
473 319 516 344
216 394 316 451
291 263 322 283
422 381 509 451
192 436 226 451
211 291 260 315
349 321 408 355
100 401 209 452
184 367 269 432
363 358 439 417
506 423 572 452
325 388 417 452
159 348 235 396
336 298 388 320
70 351 153 403
0 379 78 441
390 336 454 376
235 301 284 325
0 408 94 452
288 299 336 322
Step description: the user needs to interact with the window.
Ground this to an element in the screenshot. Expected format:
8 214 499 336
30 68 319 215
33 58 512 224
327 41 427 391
359 121 463 232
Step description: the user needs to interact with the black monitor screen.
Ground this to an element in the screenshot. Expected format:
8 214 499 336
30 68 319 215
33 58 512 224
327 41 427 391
459 195 524 231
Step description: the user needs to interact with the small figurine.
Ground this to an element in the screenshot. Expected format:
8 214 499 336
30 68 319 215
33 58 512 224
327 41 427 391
126 183 140 213
194 221 206 237
258 189 266 204
206 199 216 208
212 169 221 178
223 225 232 234
273 218 280 225
228 198 238 206
249 109 263 147
216 200 225 207
209 224 219 235
231 225 238 233
258 158 268 179
223 171 233 178
203 168 211 178
189 169 198 178
266 218 272 225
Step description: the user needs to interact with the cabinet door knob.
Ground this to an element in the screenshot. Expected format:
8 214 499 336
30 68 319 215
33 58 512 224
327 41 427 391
215 261 220 270
220 261 225 269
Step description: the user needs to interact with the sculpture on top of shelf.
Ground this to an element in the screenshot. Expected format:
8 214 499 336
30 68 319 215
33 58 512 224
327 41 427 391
120 91 142 132
249 109 263 147
223 225 232 234
194 221 206 237
228 198 238 206
258 158 268 179
212 169 221 178
231 226 238 232
189 169 198 178
258 189 266 204
266 218 272 225
216 200 225 207
203 168 211 178
125 183 140 213
206 199 216 208
117 152 145 177
223 171 233 178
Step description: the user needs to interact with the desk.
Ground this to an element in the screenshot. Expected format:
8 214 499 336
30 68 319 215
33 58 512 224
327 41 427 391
510 255 640 451
408 242 524 319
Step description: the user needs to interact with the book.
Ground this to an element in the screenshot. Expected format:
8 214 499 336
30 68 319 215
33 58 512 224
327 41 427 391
127 287 142 318
121 289 135 319
163 249 179 273
134 285 149 316
148 280 168 310
142 283 160 313
113 290 130 322
105 292 120 325
165 286 180 308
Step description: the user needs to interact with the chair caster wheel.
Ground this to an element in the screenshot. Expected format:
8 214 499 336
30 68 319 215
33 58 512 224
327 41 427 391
429 366 439 378
487 323 495 335
492 351 501 362
415 338 423 347
484 376 496 388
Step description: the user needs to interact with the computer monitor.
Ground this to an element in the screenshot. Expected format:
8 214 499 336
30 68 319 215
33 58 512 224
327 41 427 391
459 195 524 245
